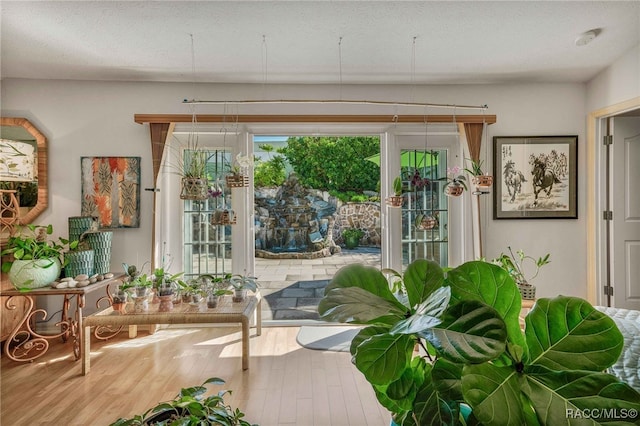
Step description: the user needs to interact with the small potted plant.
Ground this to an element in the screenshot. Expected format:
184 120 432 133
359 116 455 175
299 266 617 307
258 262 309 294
179 148 211 200
125 273 153 312
385 175 405 207
443 165 467 197
493 246 551 300
111 282 128 313
153 268 184 312
201 274 233 308
225 153 252 188
341 228 364 250
465 157 493 192
1 224 68 290
229 273 259 302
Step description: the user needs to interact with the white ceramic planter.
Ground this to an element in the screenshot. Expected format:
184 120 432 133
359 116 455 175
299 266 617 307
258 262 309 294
9 258 61 289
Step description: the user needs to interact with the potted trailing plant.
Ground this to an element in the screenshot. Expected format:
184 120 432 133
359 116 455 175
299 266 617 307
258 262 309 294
341 228 364 250
464 157 493 192
228 273 259 302
225 153 252 188
319 259 640 425
493 246 551 300
110 377 255 426
1 224 68 290
443 165 467 197
385 175 405 207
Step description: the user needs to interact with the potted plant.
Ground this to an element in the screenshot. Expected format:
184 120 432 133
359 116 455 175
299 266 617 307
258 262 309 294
201 274 233 308
228 273 259 302
110 377 255 426
385 175 405 207
122 273 153 312
319 259 640 425
493 246 551 300
111 282 128 313
341 228 364 250
465 157 493 192
179 148 211 200
443 165 467 197
1 224 68 290
225 153 252 188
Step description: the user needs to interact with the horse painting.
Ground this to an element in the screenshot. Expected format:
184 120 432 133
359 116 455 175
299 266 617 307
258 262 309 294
531 157 561 205
502 160 526 203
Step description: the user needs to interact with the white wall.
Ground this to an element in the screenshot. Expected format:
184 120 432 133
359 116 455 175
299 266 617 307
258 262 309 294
1 79 588 312
587 43 640 111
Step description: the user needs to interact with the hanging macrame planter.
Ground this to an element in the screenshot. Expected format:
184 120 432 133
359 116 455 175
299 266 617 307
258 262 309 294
471 175 493 193
445 184 464 197
415 213 437 230
225 173 249 188
180 177 209 200
211 209 237 225
385 196 404 208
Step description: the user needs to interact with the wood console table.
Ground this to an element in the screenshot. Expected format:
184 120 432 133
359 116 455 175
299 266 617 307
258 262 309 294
0 274 124 363
82 294 262 375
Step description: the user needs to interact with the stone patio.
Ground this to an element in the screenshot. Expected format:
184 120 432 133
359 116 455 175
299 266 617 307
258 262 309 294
255 247 381 321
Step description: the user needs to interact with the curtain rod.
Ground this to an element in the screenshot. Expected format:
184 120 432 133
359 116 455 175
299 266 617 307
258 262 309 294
183 99 489 110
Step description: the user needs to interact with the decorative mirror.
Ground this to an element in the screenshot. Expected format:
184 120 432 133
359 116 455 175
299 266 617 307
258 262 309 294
0 117 48 225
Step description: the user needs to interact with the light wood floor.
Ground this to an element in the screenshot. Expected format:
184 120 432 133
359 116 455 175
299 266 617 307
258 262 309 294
1 326 390 426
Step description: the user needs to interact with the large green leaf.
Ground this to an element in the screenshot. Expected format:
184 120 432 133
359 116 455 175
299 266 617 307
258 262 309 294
352 332 415 385
447 261 525 350
325 263 399 303
432 358 464 402
390 287 451 335
412 374 460 426
523 365 640 425
462 363 525 425
526 296 624 371
403 259 445 309
318 287 407 324
424 300 507 364
350 325 390 356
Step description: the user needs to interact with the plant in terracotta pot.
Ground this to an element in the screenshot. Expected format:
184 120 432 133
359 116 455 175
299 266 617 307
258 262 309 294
464 157 493 193
319 259 640 425
1 224 68 290
229 273 259 302
443 165 467 197
385 175 405 207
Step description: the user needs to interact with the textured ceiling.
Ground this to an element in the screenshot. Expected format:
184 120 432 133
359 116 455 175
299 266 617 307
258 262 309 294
1 1 639 85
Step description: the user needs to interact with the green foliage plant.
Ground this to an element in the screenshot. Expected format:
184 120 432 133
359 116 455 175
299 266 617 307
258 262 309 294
341 228 364 241
1 224 69 274
253 153 287 187
228 274 259 292
393 175 404 196
493 246 550 285
318 259 640 425
110 377 255 426
464 157 486 176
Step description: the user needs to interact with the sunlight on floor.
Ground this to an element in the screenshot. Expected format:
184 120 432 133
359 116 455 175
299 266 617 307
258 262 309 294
104 328 200 348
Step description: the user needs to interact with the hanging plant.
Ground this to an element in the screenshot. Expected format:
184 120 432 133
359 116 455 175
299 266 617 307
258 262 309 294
385 175 405 207
225 153 252 188
415 212 437 230
465 158 493 193
443 166 467 197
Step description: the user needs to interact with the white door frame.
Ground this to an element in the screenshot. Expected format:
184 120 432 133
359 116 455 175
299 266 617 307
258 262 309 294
588 96 640 305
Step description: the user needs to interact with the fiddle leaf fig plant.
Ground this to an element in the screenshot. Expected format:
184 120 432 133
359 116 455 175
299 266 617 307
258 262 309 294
319 259 640 425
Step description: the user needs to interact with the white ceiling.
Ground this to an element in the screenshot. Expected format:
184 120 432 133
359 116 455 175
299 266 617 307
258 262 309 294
1 1 639 85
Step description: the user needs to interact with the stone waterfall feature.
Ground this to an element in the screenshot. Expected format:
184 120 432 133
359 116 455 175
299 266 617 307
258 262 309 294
255 174 338 259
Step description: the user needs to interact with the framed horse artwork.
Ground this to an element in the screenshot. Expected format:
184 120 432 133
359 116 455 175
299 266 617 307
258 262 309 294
493 135 577 219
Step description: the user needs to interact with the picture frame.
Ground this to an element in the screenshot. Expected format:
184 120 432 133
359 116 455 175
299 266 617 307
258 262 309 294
493 135 577 219
81 156 141 228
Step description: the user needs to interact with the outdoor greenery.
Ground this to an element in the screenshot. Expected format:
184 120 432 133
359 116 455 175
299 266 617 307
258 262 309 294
280 136 380 195
253 144 287 187
319 259 640 425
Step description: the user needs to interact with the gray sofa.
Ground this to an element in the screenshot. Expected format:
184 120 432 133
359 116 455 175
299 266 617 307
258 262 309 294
595 306 640 392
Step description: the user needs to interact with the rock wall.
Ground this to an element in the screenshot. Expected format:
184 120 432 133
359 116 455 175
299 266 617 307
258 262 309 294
335 202 381 247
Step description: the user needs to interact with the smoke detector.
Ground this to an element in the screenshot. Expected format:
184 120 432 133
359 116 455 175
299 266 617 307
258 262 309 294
575 30 597 47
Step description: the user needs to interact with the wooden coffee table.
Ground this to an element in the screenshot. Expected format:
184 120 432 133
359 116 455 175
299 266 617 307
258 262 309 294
82 294 261 375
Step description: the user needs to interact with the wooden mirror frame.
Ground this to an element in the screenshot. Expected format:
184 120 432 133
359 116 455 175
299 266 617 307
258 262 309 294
0 117 48 224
